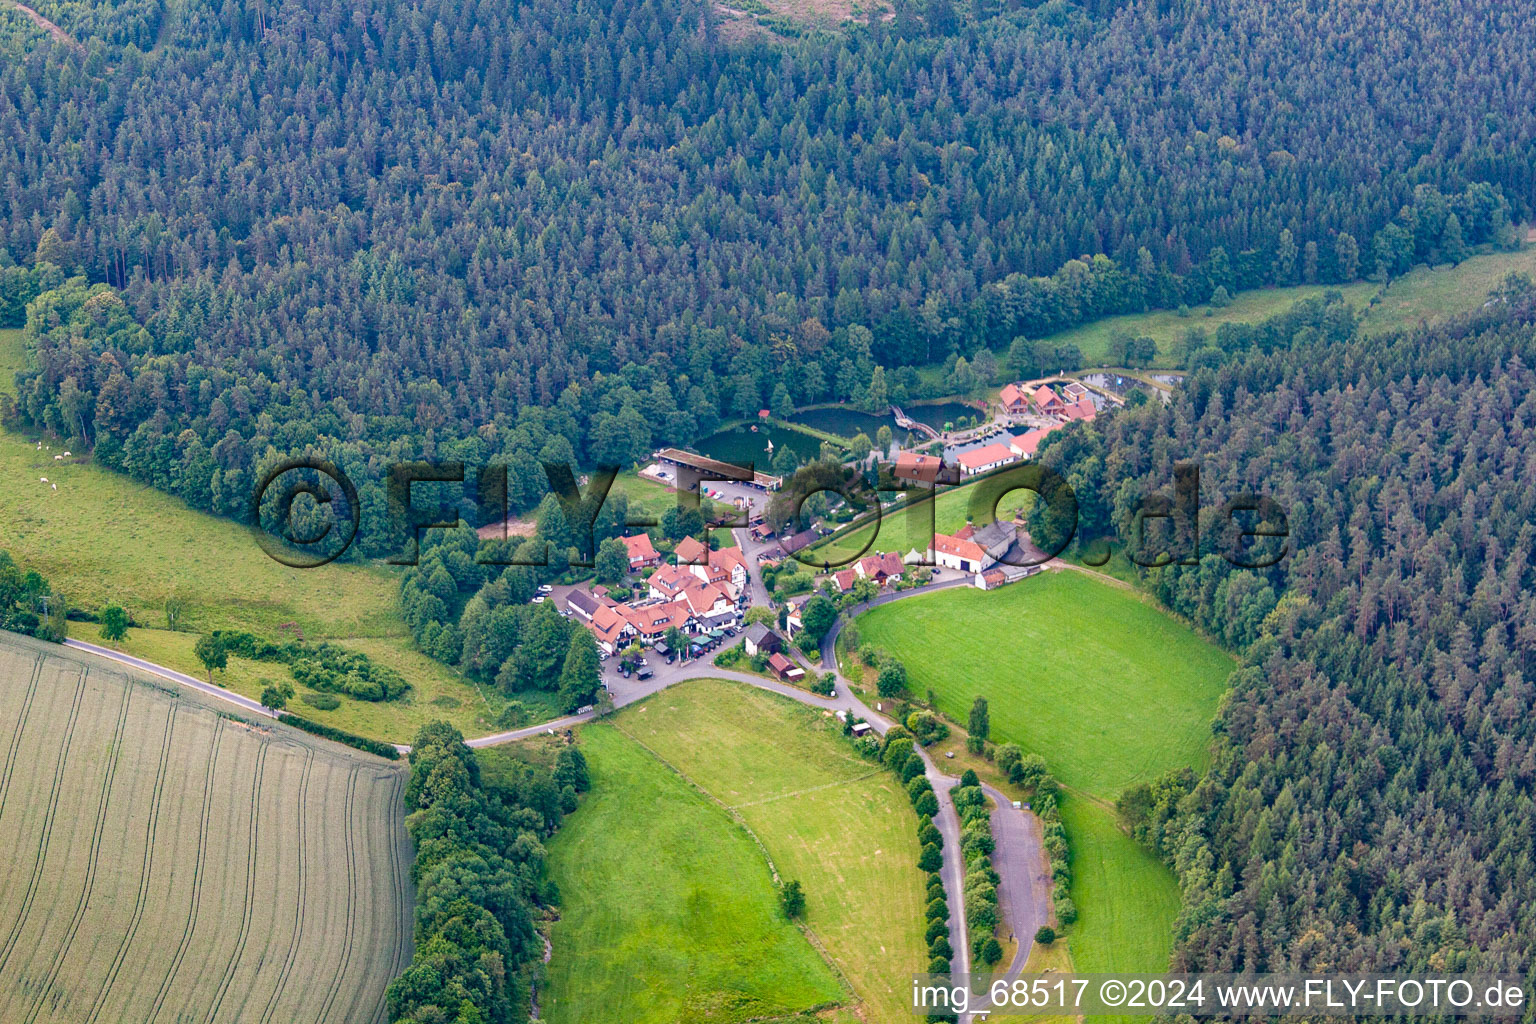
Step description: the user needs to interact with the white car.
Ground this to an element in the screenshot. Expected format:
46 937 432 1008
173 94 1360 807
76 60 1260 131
537 584 554 594
532 595 546 604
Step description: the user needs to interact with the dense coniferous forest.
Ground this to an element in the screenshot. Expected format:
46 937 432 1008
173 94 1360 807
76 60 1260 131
4 0 1535 543
1039 279 1536 975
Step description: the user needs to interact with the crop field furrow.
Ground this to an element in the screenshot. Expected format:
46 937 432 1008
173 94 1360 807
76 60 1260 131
0 665 87 982
377 771 414 1024
20 673 133 1024
313 766 360 1024
145 718 225 1024
84 703 178 1024
0 652 42 819
202 742 269 1024
254 748 311 1024
0 639 412 1024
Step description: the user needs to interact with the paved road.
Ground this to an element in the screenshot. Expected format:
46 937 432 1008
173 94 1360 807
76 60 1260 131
62 544 1050 1018
65 638 276 718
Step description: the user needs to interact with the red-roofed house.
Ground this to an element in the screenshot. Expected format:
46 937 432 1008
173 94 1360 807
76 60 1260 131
671 582 734 623
1008 425 1060 459
587 604 635 654
831 568 859 593
1063 396 1097 422
1028 385 1067 416
895 451 944 484
999 383 1030 415
673 535 708 565
767 652 805 682
621 533 661 569
856 551 906 586
647 564 697 602
623 602 687 642
929 532 990 573
709 547 750 595
955 443 1020 477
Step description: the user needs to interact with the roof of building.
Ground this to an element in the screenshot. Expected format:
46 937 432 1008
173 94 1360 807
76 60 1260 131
672 582 731 616
1028 385 1066 410
859 551 906 578
894 451 944 483
588 604 632 645
781 529 818 553
1063 396 1097 421
933 532 988 563
621 533 659 562
972 519 1016 551
673 535 708 564
566 589 602 616
833 568 858 591
767 652 802 676
743 622 776 646
982 568 1008 586
956 443 1019 470
999 383 1029 407
1008 425 1059 457
711 546 748 573
624 602 683 635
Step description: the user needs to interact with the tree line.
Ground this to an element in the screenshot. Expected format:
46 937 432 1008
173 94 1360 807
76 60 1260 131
1039 277 1536 975
5 0 1536 539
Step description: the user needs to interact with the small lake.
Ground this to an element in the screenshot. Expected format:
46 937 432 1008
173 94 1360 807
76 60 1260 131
694 422 822 468
904 400 983 430
789 407 896 440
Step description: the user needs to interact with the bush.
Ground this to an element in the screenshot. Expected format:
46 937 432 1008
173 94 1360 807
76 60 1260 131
1035 926 1056 945
925 918 949 943
928 956 952 974
914 790 939 817
925 896 949 922
928 935 953 961
1055 896 1078 924
301 690 341 711
918 842 943 872
980 936 1003 966
282 714 399 759
781 879 806 918
919 821 942 847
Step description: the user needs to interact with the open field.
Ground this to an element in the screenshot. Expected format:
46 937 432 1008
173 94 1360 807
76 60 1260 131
1359 245 1536 334
613 680 929 1023
856 570 1232 798
0 631 412 1024
1059 795 1180 976
531 722 846 1024
70 624 517 744
531 679 929 1024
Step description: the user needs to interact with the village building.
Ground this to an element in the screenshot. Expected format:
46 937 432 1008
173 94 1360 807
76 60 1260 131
855 551 905 586
893 451 956 486
588 604 635 654
928 520 1016 573
743 623 783 657
673 535 708 564
620 533 661 569
1007 425 1060 459
767 652 805 682
999 383 1031 416
565 589 602 622
955 442 1021 477
830 568 858 593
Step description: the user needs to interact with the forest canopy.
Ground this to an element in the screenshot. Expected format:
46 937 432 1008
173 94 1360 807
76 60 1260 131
3 0 1534 540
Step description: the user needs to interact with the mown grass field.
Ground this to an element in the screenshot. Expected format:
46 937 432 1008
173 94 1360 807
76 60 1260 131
532 679 929 1024
532 722 847 1024
0 632 412 1024
856 570 1232 798
855 569 1230 987
614 680 929 1024
1359 245 1536 334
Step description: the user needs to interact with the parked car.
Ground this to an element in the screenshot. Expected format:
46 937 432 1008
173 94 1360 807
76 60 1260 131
531 595 546 604
637 667 653 680
537 584 554 594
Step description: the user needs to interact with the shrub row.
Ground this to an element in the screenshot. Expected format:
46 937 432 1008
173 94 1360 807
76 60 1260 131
212 629 410 702
388 723 587 1023
992 743 1076 925
281 713 400 760
952 772 1005 969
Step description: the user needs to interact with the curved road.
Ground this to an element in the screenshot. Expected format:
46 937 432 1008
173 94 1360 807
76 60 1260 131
60 531 1051 1019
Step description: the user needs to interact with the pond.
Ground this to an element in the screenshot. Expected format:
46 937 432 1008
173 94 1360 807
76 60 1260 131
904 400 984 430
788 407 896 441
694 422 822 469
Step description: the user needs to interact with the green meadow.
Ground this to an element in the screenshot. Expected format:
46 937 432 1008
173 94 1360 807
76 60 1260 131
530 722 847 1024
533 679 929 1024
856 569 1233 990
